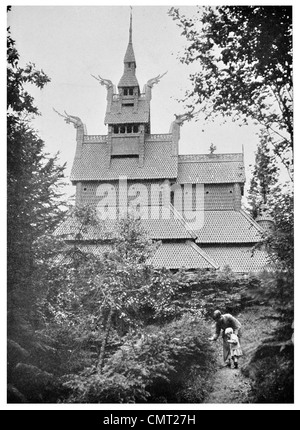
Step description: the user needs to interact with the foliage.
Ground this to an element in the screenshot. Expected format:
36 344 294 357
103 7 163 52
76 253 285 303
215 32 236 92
248 134 279 218
161 267 258 319
241 190 294 404
240 259 293 403
248 353 294 403
61 330 174 403
11 199 263 403
242 269 293 342
264 187 293 270
61 314 215 403
7 21 66 315
34 211 157 374
149 315 216 403
169 6 293 173
28 207 230 403
7 13 67 402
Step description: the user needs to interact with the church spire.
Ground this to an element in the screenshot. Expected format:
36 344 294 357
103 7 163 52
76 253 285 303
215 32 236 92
129 6 132 44
118 7 139 90
123 8 136 65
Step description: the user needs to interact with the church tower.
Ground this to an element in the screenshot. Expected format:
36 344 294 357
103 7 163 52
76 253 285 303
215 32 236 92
104 10 150 168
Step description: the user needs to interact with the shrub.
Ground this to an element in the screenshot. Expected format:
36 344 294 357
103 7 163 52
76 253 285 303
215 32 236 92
248 353 294 403
147 314 216 403
61 314 216 403
241 269 294 403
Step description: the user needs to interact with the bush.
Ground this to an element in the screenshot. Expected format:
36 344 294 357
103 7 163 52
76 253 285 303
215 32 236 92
148 314 216 403
248 353 294 403
241 269 294 403
61 314 216 403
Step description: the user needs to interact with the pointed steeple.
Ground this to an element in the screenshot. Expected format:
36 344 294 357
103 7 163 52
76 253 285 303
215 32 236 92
118 8 139 90
124 8 136 64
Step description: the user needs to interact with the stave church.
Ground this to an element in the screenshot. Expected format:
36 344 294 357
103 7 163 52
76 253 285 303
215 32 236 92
55 12 271 273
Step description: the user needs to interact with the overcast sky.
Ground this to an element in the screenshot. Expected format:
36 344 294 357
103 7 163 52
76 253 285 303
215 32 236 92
6 4 280 200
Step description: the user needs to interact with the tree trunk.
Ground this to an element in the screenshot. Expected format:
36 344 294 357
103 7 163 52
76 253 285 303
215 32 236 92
97 307 114 373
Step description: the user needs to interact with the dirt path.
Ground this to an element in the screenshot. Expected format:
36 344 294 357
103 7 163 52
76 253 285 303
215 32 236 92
204 363 251 404
203 307 280 404
204 340 252 404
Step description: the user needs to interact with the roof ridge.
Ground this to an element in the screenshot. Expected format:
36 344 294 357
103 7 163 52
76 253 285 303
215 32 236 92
179 152 243 157
178 154 243 163
169 204 197 239
188 241 219 269
239 209 264 233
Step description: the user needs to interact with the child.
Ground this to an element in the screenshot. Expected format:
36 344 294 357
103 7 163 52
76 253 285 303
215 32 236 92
225 327 243 369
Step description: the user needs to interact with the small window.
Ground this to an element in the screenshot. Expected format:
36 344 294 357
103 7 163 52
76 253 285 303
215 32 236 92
230 190 233 194
127 125 132 133
128 63 131 68
120 126 125 134
123 89 128 96
129 88 133 96
206 191 209 194
83 187 87 191
114 126 119 134
133 125 139 133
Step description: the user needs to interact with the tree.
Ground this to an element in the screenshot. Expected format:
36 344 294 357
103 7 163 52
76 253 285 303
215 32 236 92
39 209 216 403
7 12 67 402
40 210 158 371
7 21 66 314
265 187 293 271
168 6 293 174
248 132 279 219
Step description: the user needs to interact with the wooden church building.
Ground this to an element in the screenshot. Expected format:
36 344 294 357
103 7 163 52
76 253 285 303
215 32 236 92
55 13 269 273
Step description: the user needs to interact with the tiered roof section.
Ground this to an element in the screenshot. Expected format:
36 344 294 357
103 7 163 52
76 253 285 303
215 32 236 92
60 242 219 270
70 135 177 181
104 98 150 124
178 154 245 184
195 210 264 244
54 205 197 241
201 245 270 273
148 241 219 270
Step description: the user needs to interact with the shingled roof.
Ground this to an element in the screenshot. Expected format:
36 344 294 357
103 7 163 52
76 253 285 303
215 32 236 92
178 153 246 184
124 41 136 64
118 70 139 88
70 139 177 181
201 245 271 273
61 241 218 270
148 241 219 270
195 210 264 244
54 204 196 241
105 99 149 124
